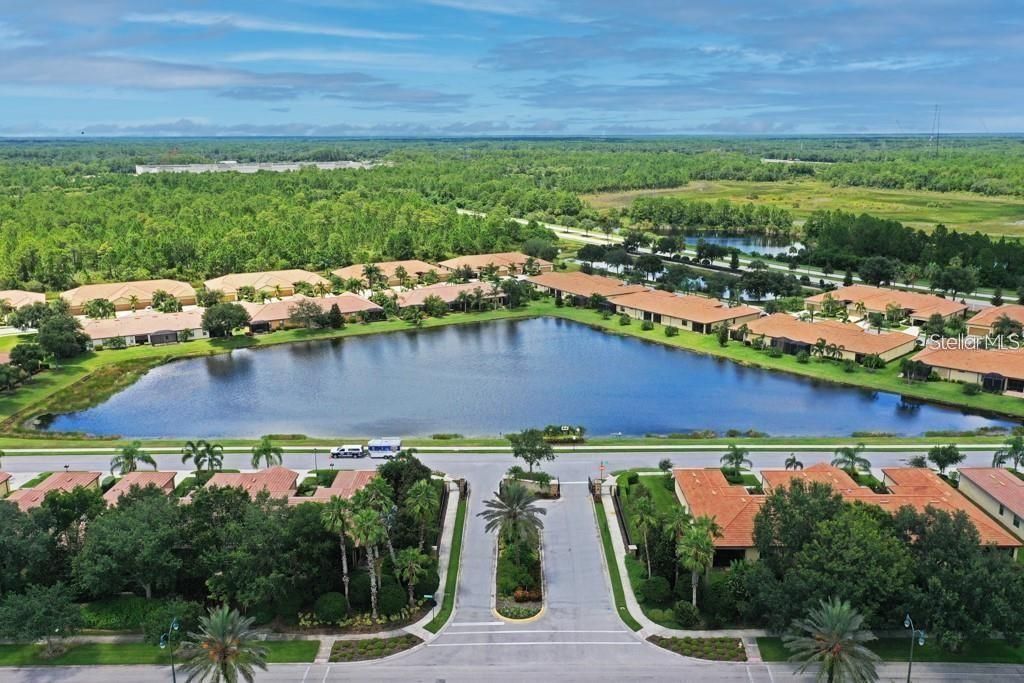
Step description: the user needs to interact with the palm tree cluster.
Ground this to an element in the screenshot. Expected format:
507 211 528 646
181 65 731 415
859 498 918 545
478 482 546 582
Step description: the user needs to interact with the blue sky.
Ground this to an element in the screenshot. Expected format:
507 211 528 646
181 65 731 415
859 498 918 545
0 0 1021 136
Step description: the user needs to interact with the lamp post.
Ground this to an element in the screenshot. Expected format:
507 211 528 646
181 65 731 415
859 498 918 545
903 613 925 683
312 447 319 475
159 616 181 683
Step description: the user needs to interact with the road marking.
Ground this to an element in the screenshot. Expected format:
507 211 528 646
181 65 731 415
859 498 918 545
765 664 775 683
440 630 627 635
450 621 505 627
321 665 331 683
301 665 310 682
428 641 641 647
746 665 755 683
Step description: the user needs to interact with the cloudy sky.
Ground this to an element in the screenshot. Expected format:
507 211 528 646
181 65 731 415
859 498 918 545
1 0 1021 136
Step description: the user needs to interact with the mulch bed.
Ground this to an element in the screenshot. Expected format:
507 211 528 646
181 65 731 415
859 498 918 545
328 634 422 662
648 636 747 662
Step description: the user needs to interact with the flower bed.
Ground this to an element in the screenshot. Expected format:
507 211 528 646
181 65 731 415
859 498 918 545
648 636 747 662
495 535 543 620
328 635 422 662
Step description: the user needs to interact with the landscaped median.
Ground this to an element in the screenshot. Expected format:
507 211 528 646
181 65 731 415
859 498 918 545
648 635 747 662
328 635 422 662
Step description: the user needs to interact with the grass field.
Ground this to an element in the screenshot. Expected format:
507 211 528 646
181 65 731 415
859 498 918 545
757 636 1024 664
0 640 318 666
581 179 1024 237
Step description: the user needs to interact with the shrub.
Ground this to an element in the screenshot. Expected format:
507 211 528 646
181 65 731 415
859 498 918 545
963 382 982 395
795 350 809 364
141 600 203 645
618 313 631 326
348 571 372 610
766 347 783 358
80 595 151 630
665 325 678 337
640 576 672 606
625 472 640 486
641 320 654 331
674 600 700 627
413 564 440 598
105 336 127 350
843 359 857 373
378 582 407 617
314 592 349 623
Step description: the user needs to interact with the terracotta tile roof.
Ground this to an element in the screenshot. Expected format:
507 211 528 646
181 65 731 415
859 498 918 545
741 313 919 356
761 462 866 493
959 468 1024 516
204 270 329 294
80 310 205 341
613 289 762 325
298 470 377 503
397 282 502 308
62 280 196 308
806 284 966 319
103 471 176 505
527 271 650 299
913 344 1024 381
6 471 101 512
0 472 10 486
673 469 765 549
240 294 381 324
967 304 1024 330
332 260 445 283
205 466 298 500
0 351 9 365
0 290 46 309
438 252 552 272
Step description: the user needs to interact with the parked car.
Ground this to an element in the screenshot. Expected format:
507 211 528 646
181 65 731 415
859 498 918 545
330 445 366 458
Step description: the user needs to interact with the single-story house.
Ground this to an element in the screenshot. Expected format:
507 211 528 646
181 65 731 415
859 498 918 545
0 472 11 496
103 471 177 506
805 284 967 325
81 310 208 349
62 279 197 316
240 294 384 333
672 468 764 565
204 467 299 501
911 345 1024 394
396 282 505 310
6 471 102 512
0 290 46 311
526 271 649 306
966 304 1024 337
204 270 330 300
958 468 1024 543
333 260 448 287
737 313 919 362
438 252 553 277
296 470 376 504
614 289 762 334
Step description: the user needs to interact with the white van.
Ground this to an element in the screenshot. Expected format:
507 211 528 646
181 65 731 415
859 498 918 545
330 444 366 458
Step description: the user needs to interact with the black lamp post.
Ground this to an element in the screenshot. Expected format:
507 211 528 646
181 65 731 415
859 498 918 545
313 447 319 474
903 613 925 683
159 616 181 682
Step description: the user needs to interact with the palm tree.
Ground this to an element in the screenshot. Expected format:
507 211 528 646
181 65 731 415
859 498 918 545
406 479 440 550
110 440 157 475
783 597 880 683
313 282 329 297
811 338 827 359
785 454 804 471
993 435 1024 472
178 606 268 683
128 294 140 313
454 291 470 312
720 444 752 478
395 547 430 607
357 477 399 566
250 436 283 469
678 524 716 608
477 482 546 566
831 443 870 475
662 507 693 584
321 496 354 603
362 264 383 290
349 508 385 621
630 496 659 579
181 440 223 472
273 284 284 300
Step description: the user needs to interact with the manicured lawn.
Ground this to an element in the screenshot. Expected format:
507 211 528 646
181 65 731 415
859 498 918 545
593 499 642 631
424 493 467 634
0 640 318 666
618 472 680 518
757 637 1024 664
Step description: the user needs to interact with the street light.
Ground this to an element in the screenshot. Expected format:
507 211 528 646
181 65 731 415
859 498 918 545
159 616 181 683
903 613 926 683
63 464 70 473
312 447 319 474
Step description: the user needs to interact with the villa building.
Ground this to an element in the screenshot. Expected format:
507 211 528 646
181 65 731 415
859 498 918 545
958 468 1024 543
439 252 553 277
333 260 448 286
912 345 1024 394
966 304 1024 337
0 290 46 310
240 294 383 333
103 471 177 506
6 471 101 512
527 271 648 306
805 284 967 325
204 467 299 500
613 289 761 334
672 468 764 565
737 313 919 362
204 270 330 300
299 470 376 503
62 279 197 316
396 282 506 310
81 310 208 349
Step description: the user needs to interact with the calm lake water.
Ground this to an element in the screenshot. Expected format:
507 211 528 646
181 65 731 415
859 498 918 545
689 233 800 256
49 318 1012 438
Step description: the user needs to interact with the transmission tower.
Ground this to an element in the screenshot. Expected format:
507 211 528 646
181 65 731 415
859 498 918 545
929 104 941 155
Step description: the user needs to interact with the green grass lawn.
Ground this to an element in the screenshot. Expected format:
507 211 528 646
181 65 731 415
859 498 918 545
581 178 1024 237
0 639 318 666
757 637 1024 664
424 492 467 634
618 471 680 518
593 499 643 631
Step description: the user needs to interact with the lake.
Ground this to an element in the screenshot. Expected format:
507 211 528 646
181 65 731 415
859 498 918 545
688 233 800 257
48 318 1013 438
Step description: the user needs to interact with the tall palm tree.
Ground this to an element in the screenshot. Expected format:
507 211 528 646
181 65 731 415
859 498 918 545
406 479 440 551
630 496 659 579
662 507 693 584
182 440 223 472
357 477 399 566
720 444 752 478
178 605 268 683
110 441 157 475
321 496 354 603
783 597 880 683
349 508 385 621
454 291 470 313
993 435 1024 472
250 436 283 469
273 284 284 300
831 443 870 475
677 524 715 608
477 482 546 566
785 454 804 471
362 264 383 290
395 547 430 607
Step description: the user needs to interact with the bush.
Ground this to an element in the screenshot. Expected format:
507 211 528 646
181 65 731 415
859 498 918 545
80 595 151 630
641 320 654 331
795 350 809 364
640 576 672 606
141 600 203 645
314 592 349 623
843 359 857 373
413 566 440 599
674 600 700 627
348 571 372 610
618 313 631 326
665 325 678 337
766 347 783 358
378 582 407 617
625 472 640 486
963 382 982 395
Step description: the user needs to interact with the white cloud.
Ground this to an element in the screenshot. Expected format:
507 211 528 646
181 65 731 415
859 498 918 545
224 48 468 72
123 11 419 41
